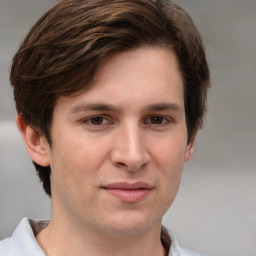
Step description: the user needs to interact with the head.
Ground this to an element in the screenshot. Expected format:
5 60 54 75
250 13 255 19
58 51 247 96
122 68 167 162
10 0 210 197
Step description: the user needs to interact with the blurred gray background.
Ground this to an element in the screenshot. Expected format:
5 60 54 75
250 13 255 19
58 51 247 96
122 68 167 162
0 1 255 256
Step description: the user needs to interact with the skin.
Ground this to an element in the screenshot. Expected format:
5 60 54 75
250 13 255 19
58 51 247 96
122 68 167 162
17 46 194 256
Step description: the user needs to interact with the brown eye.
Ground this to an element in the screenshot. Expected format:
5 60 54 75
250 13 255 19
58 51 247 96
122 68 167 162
90 117 104 125
150 116 164 124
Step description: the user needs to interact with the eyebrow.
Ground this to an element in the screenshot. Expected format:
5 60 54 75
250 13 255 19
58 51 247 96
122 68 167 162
70 102 182 114
145 102 182 113
70 103 118 113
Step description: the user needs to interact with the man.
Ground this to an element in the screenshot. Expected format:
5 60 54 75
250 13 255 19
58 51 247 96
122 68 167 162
0 0 210 255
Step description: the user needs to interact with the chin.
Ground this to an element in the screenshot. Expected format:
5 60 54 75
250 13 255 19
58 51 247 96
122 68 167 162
99 212 161 238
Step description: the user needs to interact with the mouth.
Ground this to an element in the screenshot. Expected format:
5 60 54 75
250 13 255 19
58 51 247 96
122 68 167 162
102 182 153 203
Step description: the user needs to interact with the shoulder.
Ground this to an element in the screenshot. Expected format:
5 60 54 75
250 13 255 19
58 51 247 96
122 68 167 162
0 218 48 256
161 226 205 256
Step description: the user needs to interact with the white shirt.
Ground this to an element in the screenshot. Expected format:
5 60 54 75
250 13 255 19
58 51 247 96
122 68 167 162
0 218 205 256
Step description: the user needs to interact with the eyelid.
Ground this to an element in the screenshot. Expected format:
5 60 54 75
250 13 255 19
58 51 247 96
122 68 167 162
80 114 174 129
81 115 114 126
143 115 173 125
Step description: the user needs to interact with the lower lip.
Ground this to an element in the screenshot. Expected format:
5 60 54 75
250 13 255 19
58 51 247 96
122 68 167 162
103 188 151 203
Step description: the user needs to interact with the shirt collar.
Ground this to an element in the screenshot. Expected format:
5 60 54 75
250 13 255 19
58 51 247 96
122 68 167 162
1 218 192 256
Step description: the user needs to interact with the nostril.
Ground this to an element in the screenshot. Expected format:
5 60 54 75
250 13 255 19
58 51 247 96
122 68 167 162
115 162 127 168
109 135 150 171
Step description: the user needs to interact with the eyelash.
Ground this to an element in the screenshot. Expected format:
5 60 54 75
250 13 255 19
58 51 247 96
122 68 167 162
82 116 112 126
82 115 172 127
144 115 172 126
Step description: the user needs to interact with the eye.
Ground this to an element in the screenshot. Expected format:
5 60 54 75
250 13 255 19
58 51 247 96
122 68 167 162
82 116 111 126
150 116 165 124
90 116 105 125
144 115 171 126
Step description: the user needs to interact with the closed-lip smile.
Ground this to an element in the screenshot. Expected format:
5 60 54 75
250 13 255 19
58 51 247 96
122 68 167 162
102 182 153 203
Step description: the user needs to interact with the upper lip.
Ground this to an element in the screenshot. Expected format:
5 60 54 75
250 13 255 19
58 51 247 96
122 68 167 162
103 182 153 190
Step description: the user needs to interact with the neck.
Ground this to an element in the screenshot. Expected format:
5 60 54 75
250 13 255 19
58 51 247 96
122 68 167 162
36 216 166 256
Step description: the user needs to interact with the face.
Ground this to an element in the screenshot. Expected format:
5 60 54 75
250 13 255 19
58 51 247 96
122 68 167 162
42 46 194 237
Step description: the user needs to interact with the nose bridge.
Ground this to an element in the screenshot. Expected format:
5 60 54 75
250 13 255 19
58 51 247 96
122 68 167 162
111 119 149 170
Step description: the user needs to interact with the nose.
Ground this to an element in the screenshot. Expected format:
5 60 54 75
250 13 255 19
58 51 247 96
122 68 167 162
110 122 150 171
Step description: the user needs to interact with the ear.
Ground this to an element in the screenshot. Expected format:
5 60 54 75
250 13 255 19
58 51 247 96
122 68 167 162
184 133 196 163
16 115 50 167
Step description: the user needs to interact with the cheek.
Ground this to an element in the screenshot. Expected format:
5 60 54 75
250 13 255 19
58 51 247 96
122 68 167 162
153 135 187 170
50 133 110 190
152 136 186 197
49 144 96 211
160 150 184 193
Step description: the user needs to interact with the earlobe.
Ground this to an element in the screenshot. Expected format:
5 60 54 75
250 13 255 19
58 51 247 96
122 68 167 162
184 134 196 163
16 115 50 167
184 142 194 162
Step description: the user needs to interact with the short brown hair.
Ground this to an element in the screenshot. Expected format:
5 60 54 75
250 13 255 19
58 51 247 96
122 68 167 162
10 0 210 196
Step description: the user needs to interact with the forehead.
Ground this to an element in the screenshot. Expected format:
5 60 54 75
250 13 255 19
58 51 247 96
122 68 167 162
54 46 184 113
